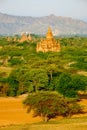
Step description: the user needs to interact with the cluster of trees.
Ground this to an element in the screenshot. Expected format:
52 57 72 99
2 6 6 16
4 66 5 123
0 36 87 97
0 36 87 121
5 68 86 98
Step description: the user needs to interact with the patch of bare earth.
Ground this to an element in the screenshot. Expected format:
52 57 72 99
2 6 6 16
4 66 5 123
0 96 41 127
77 71 87 76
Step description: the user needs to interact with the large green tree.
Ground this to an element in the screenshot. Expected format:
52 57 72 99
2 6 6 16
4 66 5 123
24 68 49 92
23 92 83 122
56 73 86 98
56 73 71 97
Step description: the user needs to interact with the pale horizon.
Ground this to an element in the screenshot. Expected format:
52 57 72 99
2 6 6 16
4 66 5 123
0 0 87 21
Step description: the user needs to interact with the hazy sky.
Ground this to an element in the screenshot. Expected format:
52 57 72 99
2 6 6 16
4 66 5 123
0 0 87 20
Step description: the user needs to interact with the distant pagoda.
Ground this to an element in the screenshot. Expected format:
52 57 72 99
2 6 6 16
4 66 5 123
36 27 60 52
19 33 32 43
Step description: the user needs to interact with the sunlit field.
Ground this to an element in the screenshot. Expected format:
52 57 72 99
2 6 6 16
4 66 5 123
0 96 41 127
0 96 87 130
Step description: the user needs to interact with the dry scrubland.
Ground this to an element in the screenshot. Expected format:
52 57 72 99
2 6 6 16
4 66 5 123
0 96 87 130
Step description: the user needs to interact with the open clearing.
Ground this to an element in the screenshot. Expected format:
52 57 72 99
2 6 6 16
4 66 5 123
0 96 87 130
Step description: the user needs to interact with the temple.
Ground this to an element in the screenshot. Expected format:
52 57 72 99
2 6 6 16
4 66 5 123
19 33 32 43
36 27 60 52
7 36 12 42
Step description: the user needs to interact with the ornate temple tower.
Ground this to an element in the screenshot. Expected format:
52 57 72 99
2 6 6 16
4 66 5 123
19 33 32 43
36 27 60 52
28 33 32 41
46 27 53 40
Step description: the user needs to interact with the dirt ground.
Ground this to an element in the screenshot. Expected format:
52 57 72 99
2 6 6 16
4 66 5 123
0 96 41 126
0 95 87 127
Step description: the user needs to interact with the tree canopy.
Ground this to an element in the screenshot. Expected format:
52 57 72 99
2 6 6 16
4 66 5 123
23 92 84 122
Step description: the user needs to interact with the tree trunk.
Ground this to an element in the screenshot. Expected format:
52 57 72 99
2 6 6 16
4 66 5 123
41 114 49 122
50 71 52 80
44 115 49 122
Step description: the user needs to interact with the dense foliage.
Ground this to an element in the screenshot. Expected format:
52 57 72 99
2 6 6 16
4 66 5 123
0 36 87 97
56 73 86 98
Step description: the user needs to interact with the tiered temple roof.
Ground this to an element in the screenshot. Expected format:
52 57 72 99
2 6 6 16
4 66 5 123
19 33 32 43
36 27 60 52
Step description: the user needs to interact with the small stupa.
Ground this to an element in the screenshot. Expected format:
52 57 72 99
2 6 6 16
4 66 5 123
19 33 32 43
13 37 17 42
27 34 32 41
36 27 60 52
19 33 28 43
7 36 12 42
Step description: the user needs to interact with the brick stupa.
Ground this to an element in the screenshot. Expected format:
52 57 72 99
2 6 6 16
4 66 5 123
36 27 60 52
19 33 32 43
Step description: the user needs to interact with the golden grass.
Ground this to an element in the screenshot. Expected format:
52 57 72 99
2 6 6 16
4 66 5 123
0 96 41 127
0 121 87 130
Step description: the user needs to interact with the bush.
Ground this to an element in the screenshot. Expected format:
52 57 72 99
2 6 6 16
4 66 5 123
9 58 24 66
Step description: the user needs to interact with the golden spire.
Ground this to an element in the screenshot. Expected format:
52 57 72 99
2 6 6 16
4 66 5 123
28 33 32 41
46 26 53 40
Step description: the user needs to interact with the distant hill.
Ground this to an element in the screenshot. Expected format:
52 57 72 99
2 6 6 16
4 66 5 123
0 12 87 36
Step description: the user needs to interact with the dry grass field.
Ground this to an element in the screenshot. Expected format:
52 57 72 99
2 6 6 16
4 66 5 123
0 96 41 127
0 95 87 130
0 123 87 130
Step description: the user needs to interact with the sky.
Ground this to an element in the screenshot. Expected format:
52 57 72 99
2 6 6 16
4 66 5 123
0 0 87 20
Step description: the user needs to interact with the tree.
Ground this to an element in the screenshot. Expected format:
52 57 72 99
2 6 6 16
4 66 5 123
7 74 19 96
14 67 29 94
8 67 29 95
23 92 84 122
24 69 48 92
56 73 71 97
71 75 86 91
8 67 48 94
59 98 84 118
0 78 9 96
56 73 86 98
46 63 58 80
23 92 61 122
